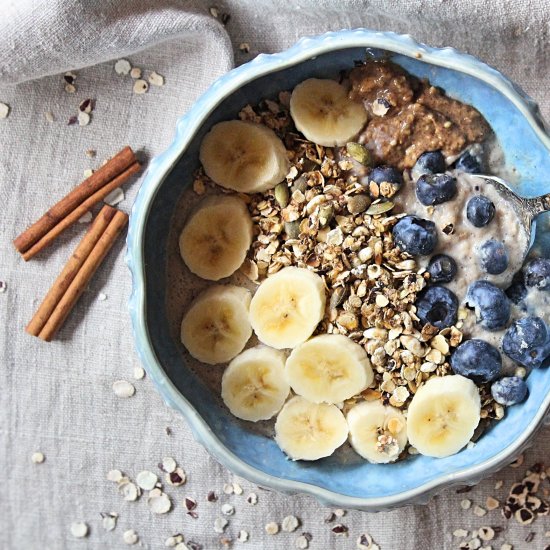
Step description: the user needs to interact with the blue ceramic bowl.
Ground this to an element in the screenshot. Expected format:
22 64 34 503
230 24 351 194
127 29 550 511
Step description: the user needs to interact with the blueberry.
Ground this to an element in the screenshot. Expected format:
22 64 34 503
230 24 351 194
505 272 528 305
502 316 550 369
427 254 457 284
415 173 457 206
466 195 495 227
478 239 509 275
412 150 446 180
416 285 458 329
465 280 511 330
491 376 528 406
392 215 438 256
455 149 483 173
451 339 502 383
523 257 550 291
368 165 404 187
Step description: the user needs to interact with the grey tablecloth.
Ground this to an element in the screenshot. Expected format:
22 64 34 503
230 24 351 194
1 1 549 549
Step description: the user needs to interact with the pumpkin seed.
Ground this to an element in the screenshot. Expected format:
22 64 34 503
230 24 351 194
346 142 372 166
275 182 290 208
366 200 395 215
284 220 301 239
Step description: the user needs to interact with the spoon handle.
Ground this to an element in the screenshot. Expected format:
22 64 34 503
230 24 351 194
526 192 550 217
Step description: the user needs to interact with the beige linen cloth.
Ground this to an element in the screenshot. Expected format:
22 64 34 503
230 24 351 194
1 1 549 548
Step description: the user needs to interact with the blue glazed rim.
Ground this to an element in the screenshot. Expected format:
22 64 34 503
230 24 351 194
127 29 550 510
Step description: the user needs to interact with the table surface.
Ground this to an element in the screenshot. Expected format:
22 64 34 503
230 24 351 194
1 2 550 548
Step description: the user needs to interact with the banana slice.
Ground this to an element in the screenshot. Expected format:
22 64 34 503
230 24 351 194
249 267 326 349
180 285 252 365
199 120 289 193
179 195 253 281
407 375 481 458
275 396 349 460
347 401 408 463
290 78 368 147
221 346 290 422
285 334 373 404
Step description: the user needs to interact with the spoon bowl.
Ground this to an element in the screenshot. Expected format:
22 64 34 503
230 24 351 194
472 174 550 259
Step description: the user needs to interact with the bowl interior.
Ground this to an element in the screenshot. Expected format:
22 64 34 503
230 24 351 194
140 46 550 500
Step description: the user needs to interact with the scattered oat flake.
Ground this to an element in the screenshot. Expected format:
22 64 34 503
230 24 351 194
115 59 132 75
133 79 148 94
265 522 279 535
454 529 469 538
161 456 177 473
136 470 158 490
223 483 234 495
221 503 234 516
130 67 142 79
473 505 487 516
296 535 309 549
123 529 139 545
500 544 513 550
232 482 243 495
148 71 165 86
100 512 118 531
239 43 250 53
107 469 123 482
70 522 89 538
461 499 472 510
486 496 500 510
31 451 45 464
119 480 139 501
238 530 249 542
495 480 504 490
77 112 90 127
98 292 107 301
209 6 219 17
334 508 346 518
510 454 524 468
148 489 171 514
65 84 76 94
246 492 257 504
104 187 124 206
113 380 135 398
282 515 300 532
165 534 184 547
83 168 94 178
78 211 93 223
133 366 145 380
214 517 228 533
43 111 55 122
0 102 10 119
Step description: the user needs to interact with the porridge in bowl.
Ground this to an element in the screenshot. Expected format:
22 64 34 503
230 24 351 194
166 59 550 464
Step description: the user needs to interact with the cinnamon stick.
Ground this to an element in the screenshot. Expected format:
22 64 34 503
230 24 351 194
26 205 118 337
14 145 138 257
21 161 140 261
27 207 129 342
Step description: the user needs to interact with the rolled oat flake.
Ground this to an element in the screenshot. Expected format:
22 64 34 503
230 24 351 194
112 380 135 398
0 102 10 119
295 535 309 549
148 489 172 514
282 515 300 532
237 530 249 542
123 529 139 545
161 456 177 473
70 522 89 538
136 470 158 490
265 522 279 535
115 59 132 75
31 451 45 464
133 79 148 94
101 512 118 531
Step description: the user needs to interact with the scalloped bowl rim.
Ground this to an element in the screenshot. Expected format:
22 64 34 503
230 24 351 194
127 29 550 510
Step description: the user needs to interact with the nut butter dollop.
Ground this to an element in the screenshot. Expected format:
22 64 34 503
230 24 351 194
349 61 490 169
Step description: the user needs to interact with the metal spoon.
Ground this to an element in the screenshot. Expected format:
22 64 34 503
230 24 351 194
471 174 550 259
